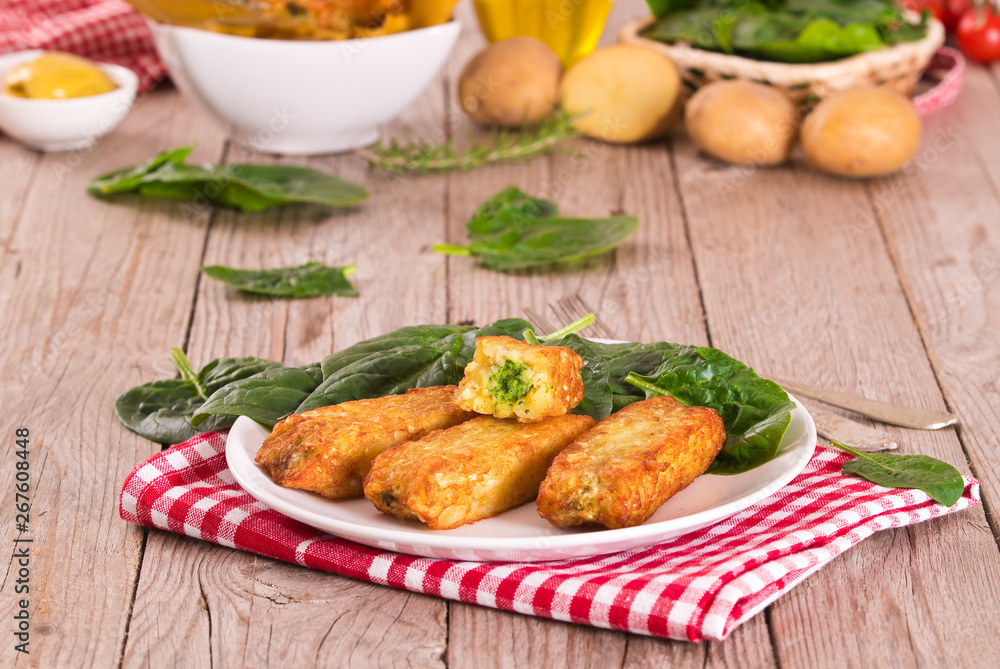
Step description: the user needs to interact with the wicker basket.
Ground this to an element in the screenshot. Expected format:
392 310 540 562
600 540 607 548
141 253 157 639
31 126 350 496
618 16 945 103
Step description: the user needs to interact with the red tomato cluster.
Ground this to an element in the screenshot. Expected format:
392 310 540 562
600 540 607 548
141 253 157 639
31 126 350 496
904 0 1000 63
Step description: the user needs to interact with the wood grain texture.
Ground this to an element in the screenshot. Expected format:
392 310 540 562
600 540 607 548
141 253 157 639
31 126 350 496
671 89 1000 666
5 0 1000 666
871 64 1000 521
0 139 39 256
124 51 453 669
0 88 225 668
443 2 749 665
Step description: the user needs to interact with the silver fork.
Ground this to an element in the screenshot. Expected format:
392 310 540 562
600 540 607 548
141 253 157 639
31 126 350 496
525 294 957 433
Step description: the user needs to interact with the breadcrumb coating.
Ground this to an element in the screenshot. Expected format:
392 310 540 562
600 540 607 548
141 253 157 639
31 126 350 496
364 413 594 530
537 396 725 529
256 386 473 499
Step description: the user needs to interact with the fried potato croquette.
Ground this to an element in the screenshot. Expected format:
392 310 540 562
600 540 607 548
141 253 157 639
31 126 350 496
455 336 584 423
364 414 594 530
537 396 725 529
255 386 474 499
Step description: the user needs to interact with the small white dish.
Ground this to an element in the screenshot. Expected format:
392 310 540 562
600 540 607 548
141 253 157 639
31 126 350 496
0 50 138 152
146 20 461 155
226 394 816 563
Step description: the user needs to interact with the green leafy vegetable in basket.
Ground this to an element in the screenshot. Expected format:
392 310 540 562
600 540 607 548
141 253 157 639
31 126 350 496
117 317 794 475
88 146 368 212
643 0 928 64
433 186 640 271
202 262 359 298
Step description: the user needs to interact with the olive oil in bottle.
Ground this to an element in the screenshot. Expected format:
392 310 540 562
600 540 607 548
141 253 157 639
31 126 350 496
472 0 614 67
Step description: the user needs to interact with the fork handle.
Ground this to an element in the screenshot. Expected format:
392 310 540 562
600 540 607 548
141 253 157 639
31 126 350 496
773 378 957 430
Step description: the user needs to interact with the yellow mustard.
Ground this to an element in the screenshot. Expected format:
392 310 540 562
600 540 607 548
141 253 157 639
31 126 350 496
472 0 614 67
3 52 119 99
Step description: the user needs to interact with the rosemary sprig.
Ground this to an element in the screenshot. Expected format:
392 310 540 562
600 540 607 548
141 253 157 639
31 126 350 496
357 112 582 175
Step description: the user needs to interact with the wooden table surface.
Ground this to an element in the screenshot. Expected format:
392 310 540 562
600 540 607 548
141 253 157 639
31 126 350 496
3 0 1000 666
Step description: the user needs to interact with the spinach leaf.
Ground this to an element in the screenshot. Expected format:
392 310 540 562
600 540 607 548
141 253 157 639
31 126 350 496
620 348 794 474
534 334 795 474
87 146 193 195
297 318 531 413
192 363 324 428
831 441 965 507
115 348 280 444
116 318 792 477
87 147 368 212
643 0 926 64
202 262 358 298
435 187 639 271
222 164 370 209
757 19 884 62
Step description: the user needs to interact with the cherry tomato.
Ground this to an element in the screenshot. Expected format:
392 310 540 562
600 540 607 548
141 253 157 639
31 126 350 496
943 0 973 31
902 0 946 23
957 7 1000 63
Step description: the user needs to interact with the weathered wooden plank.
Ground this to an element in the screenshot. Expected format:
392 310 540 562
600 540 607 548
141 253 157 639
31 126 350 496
0 87 225 668
872 63 1000 518
671 86 1000 667
0 139 39 255
124 46 453 669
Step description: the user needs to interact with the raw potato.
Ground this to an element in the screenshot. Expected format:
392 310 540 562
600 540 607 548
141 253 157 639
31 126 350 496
801 87 922 178
685 80 797 166
561 44 681 144
458 37 561 127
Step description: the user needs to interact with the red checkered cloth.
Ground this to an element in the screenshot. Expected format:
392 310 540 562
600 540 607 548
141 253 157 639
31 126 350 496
0 0 165 92
119 429 979 642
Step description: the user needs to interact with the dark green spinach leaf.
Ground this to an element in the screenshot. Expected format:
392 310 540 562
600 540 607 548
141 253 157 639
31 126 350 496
434 187 639 271
192 363 324 428
546 337 795 474
202 262 358 298
115 348 280 444
296 318 530 413
832 440 965 507
644 0 926 64
88 147 368 212
117 318 793 477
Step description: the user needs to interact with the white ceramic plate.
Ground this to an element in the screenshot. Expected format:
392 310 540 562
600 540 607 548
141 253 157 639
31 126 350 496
226 394 816 563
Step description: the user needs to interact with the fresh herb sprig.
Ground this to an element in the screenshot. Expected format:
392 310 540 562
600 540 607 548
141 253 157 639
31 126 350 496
830 440 965 506
357 112 581 175
202 262 359 298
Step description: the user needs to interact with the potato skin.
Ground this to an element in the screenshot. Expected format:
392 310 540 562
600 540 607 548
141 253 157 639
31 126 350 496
561 44 681 143
685 80 798 166
255 386 474 499
455 336 584 422
364 414 595 530
801 87 922 178
537 396 725 529
458 36 561 128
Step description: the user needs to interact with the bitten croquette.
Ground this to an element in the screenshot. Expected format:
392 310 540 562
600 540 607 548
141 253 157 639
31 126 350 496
455 335 584 422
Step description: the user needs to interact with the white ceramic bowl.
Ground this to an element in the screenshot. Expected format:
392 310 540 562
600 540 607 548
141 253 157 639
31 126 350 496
147 20 462 155
0 50 138 152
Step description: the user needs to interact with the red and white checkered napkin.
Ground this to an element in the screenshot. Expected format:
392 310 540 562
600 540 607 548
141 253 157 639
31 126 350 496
119 430 979 642
0 0 165 92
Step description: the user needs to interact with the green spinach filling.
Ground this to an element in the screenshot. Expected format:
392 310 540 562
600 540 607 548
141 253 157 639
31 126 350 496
487 359 533 407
